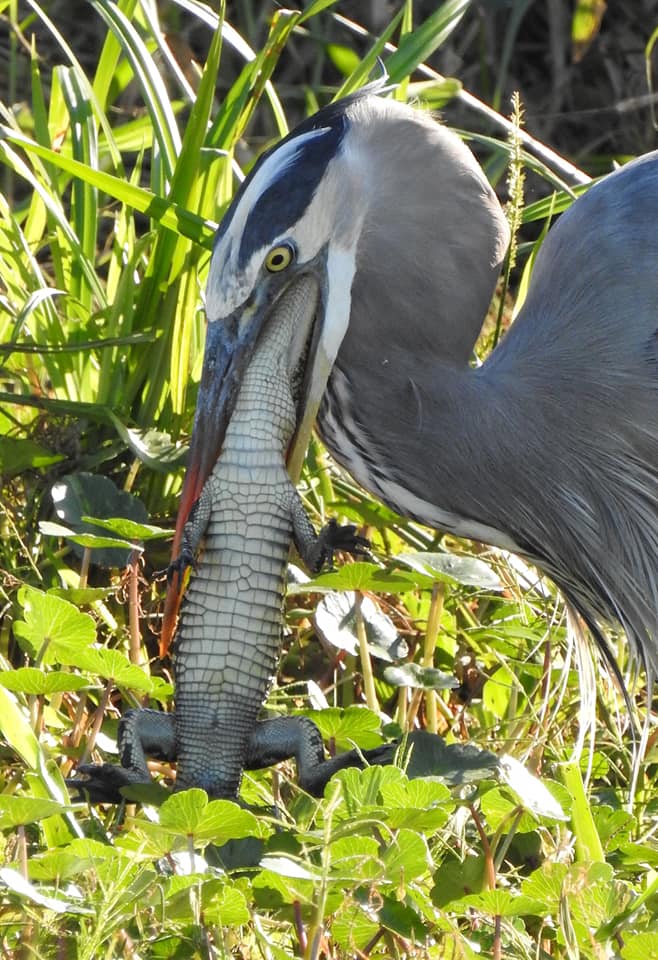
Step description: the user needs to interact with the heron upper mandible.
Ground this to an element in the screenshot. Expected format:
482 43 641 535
169 83 658 682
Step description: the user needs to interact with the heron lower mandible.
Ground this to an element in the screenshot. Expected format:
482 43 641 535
170 82 658 683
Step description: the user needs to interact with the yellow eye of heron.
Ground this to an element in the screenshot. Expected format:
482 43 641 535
265 242 295 273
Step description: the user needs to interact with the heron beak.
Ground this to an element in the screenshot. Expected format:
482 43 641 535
160 300 267 654
173 302 264 554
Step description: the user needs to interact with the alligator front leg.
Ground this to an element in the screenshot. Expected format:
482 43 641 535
66 709 176 803
291 495 370 573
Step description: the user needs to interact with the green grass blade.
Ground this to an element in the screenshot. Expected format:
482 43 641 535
561 761 605 863
172 0 289 138
90 0 181 184
0 127 216 247
385 0 472 82
58 67 99 312
335 9 405 98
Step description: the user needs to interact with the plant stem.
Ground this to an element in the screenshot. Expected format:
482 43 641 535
355 591 379 714
421 582 445 734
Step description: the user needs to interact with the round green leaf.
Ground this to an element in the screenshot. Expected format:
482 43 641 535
296 562 420 595
395 551 502 589
315 591 407 660
0 797 65 830
0 668 89 695
0 437 64 476
39 521 137 552
499 755 568 821
14 586 96 663
158 790 259 844
81 515 173 541
382 828 431 880
58 648 153 692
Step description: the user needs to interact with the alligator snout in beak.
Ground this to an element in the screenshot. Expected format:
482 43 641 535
160 272 333 653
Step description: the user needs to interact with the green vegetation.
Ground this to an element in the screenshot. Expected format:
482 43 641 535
0 1 657 957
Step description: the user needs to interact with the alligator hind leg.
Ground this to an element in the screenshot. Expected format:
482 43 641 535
67 712 394 803
244 716 395 796
66 709 177 803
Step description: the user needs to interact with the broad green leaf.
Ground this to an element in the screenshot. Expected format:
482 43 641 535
298 562 423 594
395 552 502 589
57 648 152 692
621 933 658 960
482 664 516 718
0 796 64 830
4 654 45 739
479 787 537 835
332 901 380 953
0 436 63 475
28 838 122 881
401 731 499 786
50 472 149 567
299 706 384 750
499 756 567 821
431 854 487 908
39 522 137 553
107 416 186 470
379 777 454 831
458 889 545 917
202 884 250 926
382 828 431 880
252 867 314 908
592 805 634 849
259 856 318 880
378 895 427 939
81 515 172 541
328 835 381 880
47 587 116 605
333 764 402 815
315 591 406 660
0 668 89 695
520 861 567 912
158 790 260 844
0 867 93 915
15 586 96 662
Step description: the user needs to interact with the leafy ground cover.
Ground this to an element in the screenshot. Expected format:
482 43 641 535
0 1 657 957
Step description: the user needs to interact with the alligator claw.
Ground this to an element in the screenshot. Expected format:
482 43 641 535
166 549 197 584
317 518 371 570
66 763 149 804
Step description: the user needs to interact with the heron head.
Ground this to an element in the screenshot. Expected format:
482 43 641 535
175 83 509 548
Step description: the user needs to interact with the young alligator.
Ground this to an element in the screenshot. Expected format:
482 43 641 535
68 276 390 802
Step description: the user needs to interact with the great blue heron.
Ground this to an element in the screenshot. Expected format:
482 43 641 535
168 83 658 686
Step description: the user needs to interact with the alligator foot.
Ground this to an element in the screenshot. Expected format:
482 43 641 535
66 708 177 803
245 715 396 796
65 763 151 804
311 518 371 572
298 741 397 796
